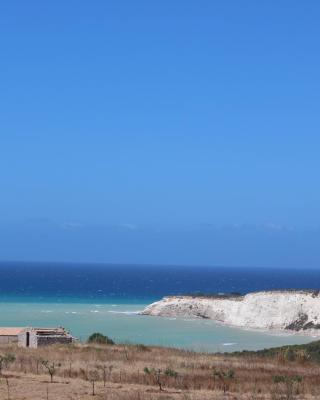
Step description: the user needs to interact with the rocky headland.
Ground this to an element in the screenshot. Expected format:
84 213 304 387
141 290 320 334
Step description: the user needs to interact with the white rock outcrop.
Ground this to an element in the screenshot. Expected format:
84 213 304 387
141 290 320 334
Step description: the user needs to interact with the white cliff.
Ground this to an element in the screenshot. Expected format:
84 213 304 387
141 290 320 334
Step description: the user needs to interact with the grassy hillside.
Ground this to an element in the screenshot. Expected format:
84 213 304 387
231 340 320 362
0 340 320 399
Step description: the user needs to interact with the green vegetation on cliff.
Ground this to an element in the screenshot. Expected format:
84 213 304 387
231 340 320 362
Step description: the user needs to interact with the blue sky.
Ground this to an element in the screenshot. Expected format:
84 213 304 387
1 1 320 267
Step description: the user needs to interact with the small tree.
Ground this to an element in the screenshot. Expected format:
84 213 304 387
89 370 100 396
109 365 113 381
123 345 129 360
0 354 15 376
97 364 109 387
41 360 61 383
34 357 43 375
66 346 74 377
87 333 114 345
144 367 164 391
212 368 235 393
4 376 10 400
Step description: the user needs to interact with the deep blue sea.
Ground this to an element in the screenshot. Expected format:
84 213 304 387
0 261 319 301
0 262 319 352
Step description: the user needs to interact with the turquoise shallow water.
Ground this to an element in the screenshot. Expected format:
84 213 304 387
1 263 319 352
0 300 314 352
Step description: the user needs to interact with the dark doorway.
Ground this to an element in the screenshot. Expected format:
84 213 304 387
26 332 30 347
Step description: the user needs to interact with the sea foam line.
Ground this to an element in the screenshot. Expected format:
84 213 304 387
107 310 140 315
223 342 237 346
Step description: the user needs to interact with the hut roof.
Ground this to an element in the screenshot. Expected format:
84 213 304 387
0 327 26 336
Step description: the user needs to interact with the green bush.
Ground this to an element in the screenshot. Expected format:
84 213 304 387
87 332 114 345
273 375 303 384
164 367 178 378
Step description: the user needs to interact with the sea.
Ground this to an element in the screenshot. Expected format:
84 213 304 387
0 261 319 352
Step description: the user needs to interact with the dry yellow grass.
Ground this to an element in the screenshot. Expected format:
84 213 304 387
0 343 319 399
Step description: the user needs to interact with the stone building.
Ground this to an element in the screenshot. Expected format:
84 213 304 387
18 327 74 348
0 327 25 344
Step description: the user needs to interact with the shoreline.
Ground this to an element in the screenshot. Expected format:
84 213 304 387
156 312 320 338
0 300 314 353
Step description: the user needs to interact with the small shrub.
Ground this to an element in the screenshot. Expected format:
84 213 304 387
164 368 178 378
273 375 304 400
273 375 303 384
87 333 114 345
135 344 151 352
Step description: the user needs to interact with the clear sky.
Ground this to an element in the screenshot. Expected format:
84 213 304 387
1 1 320 267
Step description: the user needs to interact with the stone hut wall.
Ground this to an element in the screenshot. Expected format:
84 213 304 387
18 332 27 347
18 330 73 348
36 336 73 347
0 336 18 344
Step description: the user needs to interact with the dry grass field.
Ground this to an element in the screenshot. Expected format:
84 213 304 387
0 342 320 400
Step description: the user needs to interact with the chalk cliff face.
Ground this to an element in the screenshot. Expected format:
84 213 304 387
141 291 320 333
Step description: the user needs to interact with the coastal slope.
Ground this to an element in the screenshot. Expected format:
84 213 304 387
141 290 320 333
